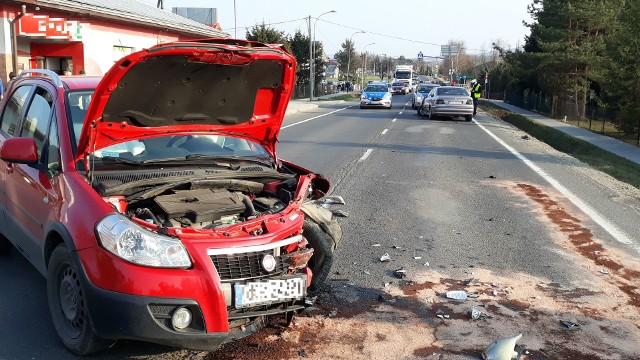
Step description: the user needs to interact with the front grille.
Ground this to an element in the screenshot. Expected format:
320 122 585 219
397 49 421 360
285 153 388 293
211 250 291 281
372 98 383 101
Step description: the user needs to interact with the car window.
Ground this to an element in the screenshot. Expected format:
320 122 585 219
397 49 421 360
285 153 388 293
365 85 387 92
20 87 53 157
437 87 469 96
47 113 61 174
66 90 94 147
0 85 33 137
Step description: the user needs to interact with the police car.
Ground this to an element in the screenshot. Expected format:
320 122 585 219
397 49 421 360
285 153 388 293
360 82 393 109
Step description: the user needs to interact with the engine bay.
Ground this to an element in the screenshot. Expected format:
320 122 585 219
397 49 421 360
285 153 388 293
100 175 300 230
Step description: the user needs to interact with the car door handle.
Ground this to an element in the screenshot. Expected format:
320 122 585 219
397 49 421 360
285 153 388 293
5 163 13 174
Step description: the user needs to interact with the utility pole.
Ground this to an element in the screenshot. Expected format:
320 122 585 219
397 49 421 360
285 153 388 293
234 0 237 38
308 15 313 100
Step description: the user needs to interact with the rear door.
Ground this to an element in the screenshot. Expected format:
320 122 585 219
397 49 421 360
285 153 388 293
0 85 34 242
3 83 61 273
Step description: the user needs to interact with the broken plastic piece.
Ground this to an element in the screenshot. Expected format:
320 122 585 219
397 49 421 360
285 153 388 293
364 270 371 275
392 245 402 249
331 209 349 217
319 195 345 205
305 296 317 306
414 256 422 260
329 309 338 317
371 243 381 247
394 268 407 279
446 291 468 300
436 314 450 319
424 262 430 267
560 320 579 328
299 349 307 357
384 282 392 287
380 253 391 262
418 235 424 239
598 269 609 275
492 289 499 296
483 334 522 360
471 307 482 320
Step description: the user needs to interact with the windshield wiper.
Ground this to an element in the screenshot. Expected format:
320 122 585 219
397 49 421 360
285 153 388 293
97 156 144 165
185 154 275 169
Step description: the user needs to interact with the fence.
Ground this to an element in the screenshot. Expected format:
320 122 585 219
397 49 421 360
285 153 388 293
503 91 640 146
292 83 342 100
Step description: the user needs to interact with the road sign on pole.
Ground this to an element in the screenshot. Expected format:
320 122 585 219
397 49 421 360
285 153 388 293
418 51 424 60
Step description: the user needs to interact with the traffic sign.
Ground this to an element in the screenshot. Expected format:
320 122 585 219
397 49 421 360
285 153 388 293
418 51 424 60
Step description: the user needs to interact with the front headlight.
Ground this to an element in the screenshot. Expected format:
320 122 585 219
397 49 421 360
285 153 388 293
416 96 423 102
361 94 367 99
97 214 192 268
384 93 392 99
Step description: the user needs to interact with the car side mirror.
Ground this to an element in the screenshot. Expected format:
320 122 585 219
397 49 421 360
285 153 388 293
0 137 38 164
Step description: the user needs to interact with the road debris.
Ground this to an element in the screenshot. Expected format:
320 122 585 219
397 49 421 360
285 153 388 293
392 245 402 249
436 314 450 320
364 270 371 275
424 262 430 267
483 333 522 360
380 253 391 262
371 243 381 247
394 268 407 279
598 269 610 275
492 289 499 296
560 320 579 328
521 135 530 140
465 278 480 285
532 296 542 300
487 175 496 179
471 306 491 320
467 293 480 298
384 282 392 288
331 209 349 217
298 349 308 357
418 235 424 239
446 291 468 300
305 296 317 306
414 256 422 260
328 309 338 318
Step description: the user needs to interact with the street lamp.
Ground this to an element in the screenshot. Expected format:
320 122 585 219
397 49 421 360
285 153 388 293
345 30 365 92
310 10 336 100
360 42 374 91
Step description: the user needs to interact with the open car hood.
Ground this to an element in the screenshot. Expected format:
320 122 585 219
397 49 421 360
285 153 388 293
75 39 296 161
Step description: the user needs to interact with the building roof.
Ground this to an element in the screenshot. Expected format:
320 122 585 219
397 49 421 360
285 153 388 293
12 0 229 38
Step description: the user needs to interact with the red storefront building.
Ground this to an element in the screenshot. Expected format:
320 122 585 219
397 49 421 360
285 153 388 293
0 0 227 89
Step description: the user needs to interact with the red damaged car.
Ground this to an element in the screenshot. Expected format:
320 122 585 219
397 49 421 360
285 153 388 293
0 39 343 354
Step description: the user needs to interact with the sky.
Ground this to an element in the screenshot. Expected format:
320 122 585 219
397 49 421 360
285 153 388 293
144 0 533 60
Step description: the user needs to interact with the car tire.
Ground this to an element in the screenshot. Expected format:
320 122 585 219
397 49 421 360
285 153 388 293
465 115 473 122
428 107 437 120
0 233 12 254
359 105 363 109
48 244 114 355
303 220 334 292
417 106 425 117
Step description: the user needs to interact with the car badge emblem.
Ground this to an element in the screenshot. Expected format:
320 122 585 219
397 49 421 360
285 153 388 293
262 254 277 272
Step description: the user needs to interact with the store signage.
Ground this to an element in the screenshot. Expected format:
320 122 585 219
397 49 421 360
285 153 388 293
18 14 83 40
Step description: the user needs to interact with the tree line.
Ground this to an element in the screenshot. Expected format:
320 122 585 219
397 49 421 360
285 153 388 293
489 0 639 129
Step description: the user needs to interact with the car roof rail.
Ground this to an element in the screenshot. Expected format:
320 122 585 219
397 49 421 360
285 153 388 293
17 69 63 88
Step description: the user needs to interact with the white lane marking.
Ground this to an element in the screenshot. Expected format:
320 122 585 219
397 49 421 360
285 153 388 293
358 148 373 162
392 118 397 122
281 104 355 130
381 128 389 135
473 119 638 253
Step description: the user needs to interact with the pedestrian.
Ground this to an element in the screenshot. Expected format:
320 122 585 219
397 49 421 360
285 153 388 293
5 71 16 94
470 79 482 116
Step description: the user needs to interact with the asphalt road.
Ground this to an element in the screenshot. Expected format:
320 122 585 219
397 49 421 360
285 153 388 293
1 95 639 359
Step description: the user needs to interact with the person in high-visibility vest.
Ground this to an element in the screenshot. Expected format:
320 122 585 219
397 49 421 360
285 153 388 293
470 79 482 116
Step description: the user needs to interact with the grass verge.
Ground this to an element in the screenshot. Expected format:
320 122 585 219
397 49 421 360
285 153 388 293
316 94 359 101
479 100 640 189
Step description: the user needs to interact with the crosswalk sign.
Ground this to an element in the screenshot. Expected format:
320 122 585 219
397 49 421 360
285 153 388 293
418 51 423 60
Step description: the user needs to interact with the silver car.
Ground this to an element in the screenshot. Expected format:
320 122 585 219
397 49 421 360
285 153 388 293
419 86 474 121
412 83 440 110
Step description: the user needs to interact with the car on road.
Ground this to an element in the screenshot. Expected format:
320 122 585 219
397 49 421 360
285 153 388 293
391 82 409 95
0 38 344 355
360 83 392 109
411 83 440 110
418 86 474 121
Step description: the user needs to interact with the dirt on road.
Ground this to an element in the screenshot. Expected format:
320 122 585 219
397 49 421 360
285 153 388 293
205 182 640 360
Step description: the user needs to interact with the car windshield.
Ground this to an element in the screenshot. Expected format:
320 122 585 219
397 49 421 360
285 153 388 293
437 87 469 96
392 83 403 86
66 90 271 168
396 71 411 79
365 85 388 92
418 86 435 93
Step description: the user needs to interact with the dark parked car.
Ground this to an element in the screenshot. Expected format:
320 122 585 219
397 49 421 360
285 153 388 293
0 39 344 355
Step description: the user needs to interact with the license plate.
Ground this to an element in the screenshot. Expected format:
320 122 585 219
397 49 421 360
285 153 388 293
449 101 463 104
234 276 306 308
